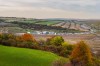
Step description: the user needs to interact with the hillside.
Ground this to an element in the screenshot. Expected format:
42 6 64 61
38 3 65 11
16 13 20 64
0 17 100 33
0 45 62 66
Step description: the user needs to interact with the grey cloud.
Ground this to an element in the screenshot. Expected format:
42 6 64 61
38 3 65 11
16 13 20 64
0 0 100 13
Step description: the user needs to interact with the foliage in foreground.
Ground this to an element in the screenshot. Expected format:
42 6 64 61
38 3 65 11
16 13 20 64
0 33 100 66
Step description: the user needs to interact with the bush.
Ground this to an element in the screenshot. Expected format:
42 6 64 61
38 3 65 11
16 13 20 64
60 42 74 57
38 39 46 46
52 58 68 66
93 57 100 66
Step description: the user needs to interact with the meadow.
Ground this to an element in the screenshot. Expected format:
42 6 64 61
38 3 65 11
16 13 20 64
0 45 63 66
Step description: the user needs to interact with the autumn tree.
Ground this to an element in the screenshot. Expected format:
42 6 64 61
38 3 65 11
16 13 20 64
21 33 36 42
20 33 37 47
70 41 93 66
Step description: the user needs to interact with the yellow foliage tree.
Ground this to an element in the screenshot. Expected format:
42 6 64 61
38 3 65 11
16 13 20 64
70 41 93 66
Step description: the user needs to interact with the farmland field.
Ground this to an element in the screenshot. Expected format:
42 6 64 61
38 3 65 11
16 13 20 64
0 45 64 66
35 21 61 25
0 17 100 33
0 27 27 33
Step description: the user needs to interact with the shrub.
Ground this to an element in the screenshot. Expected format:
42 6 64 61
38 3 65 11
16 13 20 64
38 39 46 46
52 58 68 66
60 42 74 57
62 42 74 50
93 57 100 66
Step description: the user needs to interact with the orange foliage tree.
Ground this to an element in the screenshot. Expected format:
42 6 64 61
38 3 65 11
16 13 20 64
18 33 37 47
20 33 36 42
70 41 93 66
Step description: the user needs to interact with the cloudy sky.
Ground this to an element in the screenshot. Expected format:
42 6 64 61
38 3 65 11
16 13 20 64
0 0 100 19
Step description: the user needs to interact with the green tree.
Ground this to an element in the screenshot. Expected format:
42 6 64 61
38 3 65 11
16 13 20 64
50 36 64 46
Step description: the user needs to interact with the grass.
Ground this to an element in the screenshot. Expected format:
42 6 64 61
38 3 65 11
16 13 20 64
0 45 63 66
17 20 61 25
35 21 61 25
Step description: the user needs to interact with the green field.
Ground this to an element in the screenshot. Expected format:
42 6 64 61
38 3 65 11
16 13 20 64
0 45 62 66
16 20 61 25
35 21 61 25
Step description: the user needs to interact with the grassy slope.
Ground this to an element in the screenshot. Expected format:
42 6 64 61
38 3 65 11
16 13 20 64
0 45 62 66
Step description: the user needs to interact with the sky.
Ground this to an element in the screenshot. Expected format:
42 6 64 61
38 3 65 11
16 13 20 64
0 0 100 19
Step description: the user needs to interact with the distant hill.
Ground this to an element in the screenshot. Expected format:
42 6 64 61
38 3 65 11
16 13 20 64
0 17 100 33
